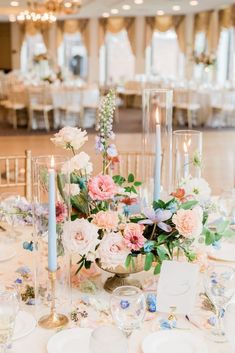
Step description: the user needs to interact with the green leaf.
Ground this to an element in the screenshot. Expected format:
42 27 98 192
125 254 132 268
84 260 92 270
216 220 230 234
134 181 142 187
144 252 154 271
128 173 135 183
204 229 215 245
130 186 137 194
214 232 223 242
71 190 89 215
157 246 168 261
153 200 165 210
113 175 126 186
157 235 167 243
75 261 85 274
180 200 198 210
154 263 162 275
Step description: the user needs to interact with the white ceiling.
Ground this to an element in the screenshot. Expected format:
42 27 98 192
0 0 235 19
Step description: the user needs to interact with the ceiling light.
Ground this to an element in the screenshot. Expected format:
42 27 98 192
10 1 19 6
134 0 143 4
172 5 181 11
110 8 119 14
64 2 72 7
9 14 16 22
189 0 198 5
157 10 165 15
122 4 131 10
102 12 110 18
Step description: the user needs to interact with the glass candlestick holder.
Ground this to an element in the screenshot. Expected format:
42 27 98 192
32 155 71 326
173 130 203 188
142 89 173 205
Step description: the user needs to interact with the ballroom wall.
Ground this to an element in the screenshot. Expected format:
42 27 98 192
0 22 12 71
7 14 195 82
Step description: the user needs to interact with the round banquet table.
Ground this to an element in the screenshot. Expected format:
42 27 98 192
0 225 234 353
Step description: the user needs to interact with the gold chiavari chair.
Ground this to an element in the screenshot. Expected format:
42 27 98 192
0 150 32 201
115 151 155 181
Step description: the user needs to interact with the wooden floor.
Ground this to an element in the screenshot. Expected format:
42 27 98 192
0 129 235 195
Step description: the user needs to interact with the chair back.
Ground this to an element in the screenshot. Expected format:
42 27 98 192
65 87 83 111
82 88 99 108
0 150 32 201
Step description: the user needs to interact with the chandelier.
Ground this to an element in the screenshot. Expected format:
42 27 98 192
16 0 82 25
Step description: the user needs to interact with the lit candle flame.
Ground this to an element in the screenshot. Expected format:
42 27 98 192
50 155 55 168
155 107 160 124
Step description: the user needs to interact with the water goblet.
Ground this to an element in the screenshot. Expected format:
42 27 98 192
110 285 146 337
0 288 19 353
224 303 235 349
89 326 128 353
204 264 235 342
0 194 22 240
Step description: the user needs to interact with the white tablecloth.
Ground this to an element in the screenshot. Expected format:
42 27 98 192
0 226 234 353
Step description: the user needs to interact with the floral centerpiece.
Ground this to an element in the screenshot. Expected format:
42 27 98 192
50 90 234 288
192 52 216 68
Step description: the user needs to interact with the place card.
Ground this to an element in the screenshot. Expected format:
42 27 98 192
157 260 199 314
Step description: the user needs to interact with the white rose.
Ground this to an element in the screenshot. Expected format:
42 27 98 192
62 152 93 175
62 218 99 256
64 183 80 196
98 232 129 270
51 127 88 151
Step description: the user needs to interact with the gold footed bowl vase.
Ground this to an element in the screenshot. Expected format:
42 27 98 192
96 255 145 293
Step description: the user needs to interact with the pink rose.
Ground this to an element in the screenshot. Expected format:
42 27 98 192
88 175 118 201
56 201 68 223
98 232 129 269
172 207 203 239
92 211 119 230
123 223 146 251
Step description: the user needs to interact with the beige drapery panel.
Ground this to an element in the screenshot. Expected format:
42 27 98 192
207 11 220 54
145 16 186 54
219 5 235 29
19 22 50 49
99 17 136 55
56 19 90 54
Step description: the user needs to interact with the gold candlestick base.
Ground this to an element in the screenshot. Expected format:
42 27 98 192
38 269 69 329
38 312 69 329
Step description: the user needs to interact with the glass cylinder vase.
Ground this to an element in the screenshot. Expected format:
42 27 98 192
173 130 203 188
32 155 71 321
142 89 173 205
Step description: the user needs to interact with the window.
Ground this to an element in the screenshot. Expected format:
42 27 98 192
99 29 135 85
58 32 87 78
193 31 207 82
21 33 46 73
216 28 234 85
146 30 184 79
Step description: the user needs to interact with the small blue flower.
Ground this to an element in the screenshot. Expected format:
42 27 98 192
144 241 155 253
208 316 216 326
159 319 176 330
27 299 35 305
146 293 157 312
123 205 130 217
15 278 22 284
23 241 33 252
212 241 221 250
120 300 130 309
220 308 225 318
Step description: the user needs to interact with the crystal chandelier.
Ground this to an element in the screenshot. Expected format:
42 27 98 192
16 0 82 25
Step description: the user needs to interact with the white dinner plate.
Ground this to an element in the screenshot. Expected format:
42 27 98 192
47 328 92 353
0 243 16 262
142 331 208 353
13 311 36 341
207 242 235 262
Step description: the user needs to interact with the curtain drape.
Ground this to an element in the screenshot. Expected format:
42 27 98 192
207 11 220 54
145 16 186 54
57 19 90 53
219 5 235 29
98 17 136 54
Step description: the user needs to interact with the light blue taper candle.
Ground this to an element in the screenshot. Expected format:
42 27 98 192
48 156 57 272
154 108 161 201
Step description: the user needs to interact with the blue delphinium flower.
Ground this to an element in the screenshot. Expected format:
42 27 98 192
16 266 31 276
144 241 155 253
23 241 33 252
159 319 177 330
120 300 130 309
146 293 157 313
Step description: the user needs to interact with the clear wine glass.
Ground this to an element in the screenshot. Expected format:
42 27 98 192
218 190 235 224
0 193 22 240
89 326 128 353
110 286 146 337
224 303 235 349
0 287 19 353
204 265 235 342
